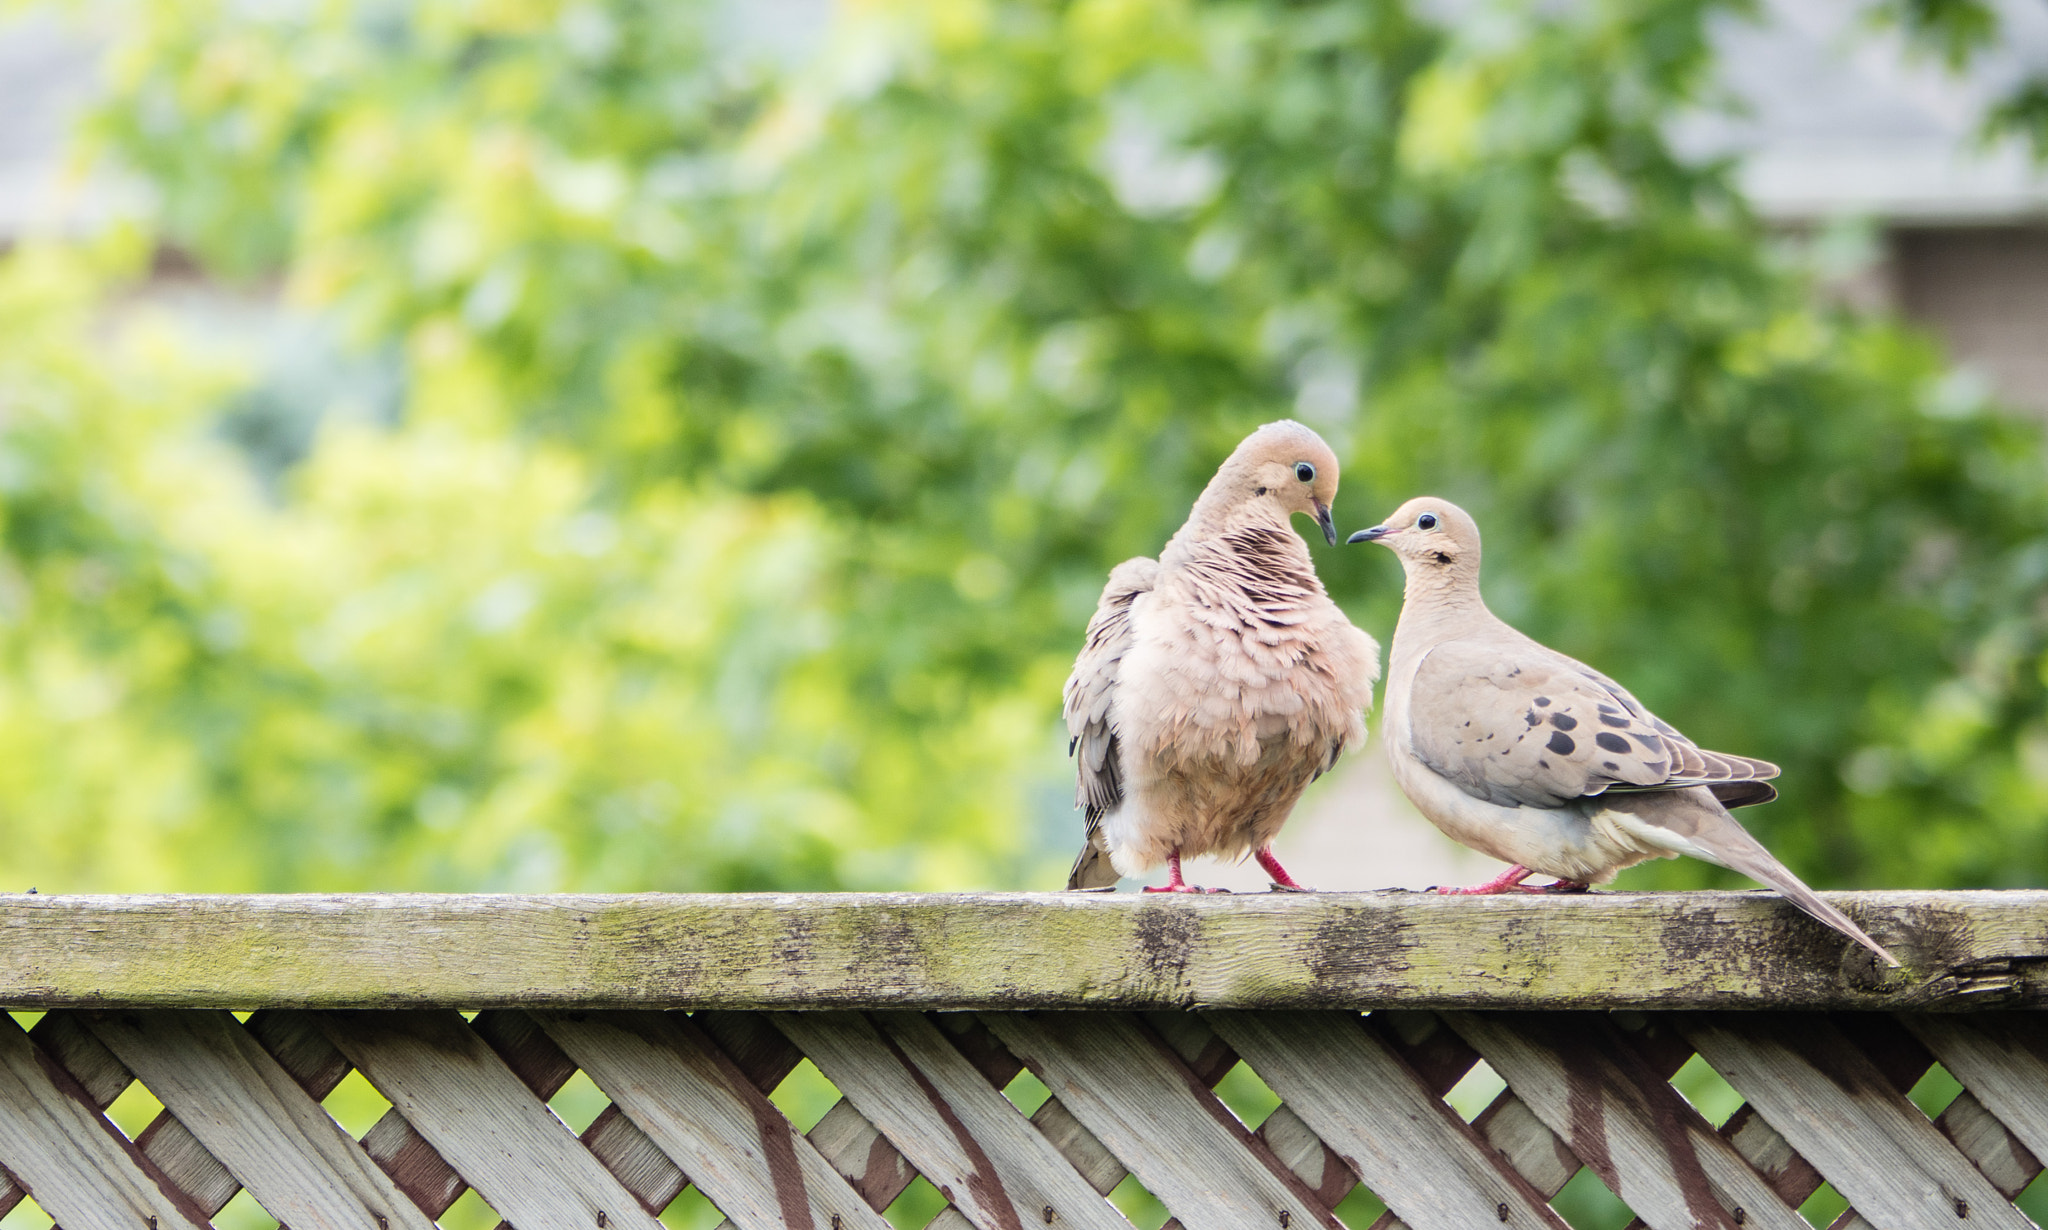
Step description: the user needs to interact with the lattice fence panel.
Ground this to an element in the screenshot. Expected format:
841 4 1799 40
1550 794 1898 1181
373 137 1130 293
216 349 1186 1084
0 1007 2044 1230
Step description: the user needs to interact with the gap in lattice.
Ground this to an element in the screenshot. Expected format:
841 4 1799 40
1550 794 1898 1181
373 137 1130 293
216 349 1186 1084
547 1066 610 1134
1550 1165 1634 1230
1333 1182 1388 1228
103 1075 165 1139
2013 1165 2048 1222
1442 1056 1506 1121
1907 1061 1964 1120
0 1192 51 1230
5 1012 42 1034
320 1065 394 1137
768 1056 843 1133
1212 1060 1281 1129
232 1010 253 1023
1797 1179 1850 1228
215 1186 279 1230
1107 1172 1169 1230
658 1184 727 1229
1001 1066 1052 1116
883 1173 949 1228
438 1185 504 1230
1668 1051 1744 1127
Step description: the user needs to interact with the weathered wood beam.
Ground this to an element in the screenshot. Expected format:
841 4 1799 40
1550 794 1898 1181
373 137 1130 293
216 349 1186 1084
0 890 2041 1011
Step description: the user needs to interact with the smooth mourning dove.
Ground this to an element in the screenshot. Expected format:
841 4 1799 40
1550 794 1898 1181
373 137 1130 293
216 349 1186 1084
1351 498 1898 966
1063 421 1380 893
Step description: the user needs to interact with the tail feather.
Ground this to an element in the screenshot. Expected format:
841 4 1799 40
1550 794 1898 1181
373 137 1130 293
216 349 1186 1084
1684 814 1899 968
1066 835 1120 890
1612 789 1898 967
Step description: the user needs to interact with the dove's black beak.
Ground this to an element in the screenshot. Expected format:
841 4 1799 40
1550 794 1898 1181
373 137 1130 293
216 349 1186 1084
1313 500 1338 546
1348 525 1391 544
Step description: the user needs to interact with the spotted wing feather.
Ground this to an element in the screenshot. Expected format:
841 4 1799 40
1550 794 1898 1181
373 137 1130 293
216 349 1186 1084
1410 638 1777 810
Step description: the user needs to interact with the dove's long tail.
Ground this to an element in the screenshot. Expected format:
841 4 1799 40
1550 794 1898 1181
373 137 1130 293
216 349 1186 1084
1609 789 1899 967
1066 834 1120 890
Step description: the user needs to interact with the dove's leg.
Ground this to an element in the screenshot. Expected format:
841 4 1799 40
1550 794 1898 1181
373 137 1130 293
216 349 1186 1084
1142 850 1223 894
1255 846 1312 893
1437 865 1589 894
1436 865 1535 894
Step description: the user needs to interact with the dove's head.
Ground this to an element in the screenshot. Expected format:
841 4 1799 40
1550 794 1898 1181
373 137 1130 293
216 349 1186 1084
1209 420 1342 545
1347 497 1482 582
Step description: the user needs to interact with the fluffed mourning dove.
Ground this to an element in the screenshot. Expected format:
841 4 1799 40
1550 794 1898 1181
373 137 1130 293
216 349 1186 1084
1351 498 1897 965
1063 421 1380 893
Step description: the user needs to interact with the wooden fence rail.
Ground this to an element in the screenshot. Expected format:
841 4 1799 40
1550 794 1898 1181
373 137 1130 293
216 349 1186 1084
1 891 2045 1229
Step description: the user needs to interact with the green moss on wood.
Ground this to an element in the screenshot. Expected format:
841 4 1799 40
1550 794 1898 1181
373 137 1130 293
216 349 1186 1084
0 890 2038 1011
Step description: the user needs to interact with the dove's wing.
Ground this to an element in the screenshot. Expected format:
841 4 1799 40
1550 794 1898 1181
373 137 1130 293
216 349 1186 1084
1410 638 1778 810
1062 557 1158 888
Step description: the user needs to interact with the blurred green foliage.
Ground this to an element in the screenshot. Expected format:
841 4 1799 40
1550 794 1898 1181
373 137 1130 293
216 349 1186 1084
0 0 2043 902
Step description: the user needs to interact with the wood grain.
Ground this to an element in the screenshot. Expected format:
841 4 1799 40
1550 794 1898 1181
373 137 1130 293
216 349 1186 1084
1679 1013 2028 1230
0 890 2028 1010
1208 1010 1566 1230
83 1008 436 1230
774 1010 1130 1230
534 1009 894 1230
982 1011 1342 1230
1902 1013 2048 1167
1442 1011 1802 1230
0 1012 211 1230
319 1009 663 1230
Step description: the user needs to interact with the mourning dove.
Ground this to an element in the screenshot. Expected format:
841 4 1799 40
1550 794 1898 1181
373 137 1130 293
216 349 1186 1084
1351 498 1897 965
1063 421 1380 893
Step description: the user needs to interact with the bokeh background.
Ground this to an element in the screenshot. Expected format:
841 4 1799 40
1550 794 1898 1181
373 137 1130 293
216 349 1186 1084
1 0 2048 1223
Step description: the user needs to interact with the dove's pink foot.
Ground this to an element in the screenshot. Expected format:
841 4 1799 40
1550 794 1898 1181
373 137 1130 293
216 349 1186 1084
1436 865 1591 894
1142 850 1225 894
1256 846 1312 893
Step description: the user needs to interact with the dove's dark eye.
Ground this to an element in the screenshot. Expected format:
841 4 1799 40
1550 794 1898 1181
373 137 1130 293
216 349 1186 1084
1294 462 1315 483
1418 512 1439 530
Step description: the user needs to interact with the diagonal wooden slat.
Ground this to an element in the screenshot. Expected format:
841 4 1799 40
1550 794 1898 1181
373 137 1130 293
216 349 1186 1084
1679 1013 2028 1229
534 1010 895 1230
245 1009 470 1217
616 1009 822 1219
1826 1015 2046 1230
1443 1011 1804 1230
695 1011 920 1230
472 1007 682 1230
947 1008 1350 1230
1142 1011 1361 1221
130 1112 243 1219
582 1104 690 1215
1207 1010 1566 1230
1903 1013 2048 1167
0 1012 212 1230
773 1010 1131 1230
318 1009 664 1230
1932 1090 2043 1199
83 1009 436 1230
1 1012 139 1217
1358 1013 1567 1230
981 1011 1342 1230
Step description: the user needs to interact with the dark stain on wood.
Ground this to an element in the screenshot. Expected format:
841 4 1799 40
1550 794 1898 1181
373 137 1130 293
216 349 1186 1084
1305 907 1415 995
870 1015 1023 1230
1128 1016 1339 1228
366 1108 470 1216
856 1128 905 1207
473 1009 577 1098
711 1035 816 1230
1133 905 1200 990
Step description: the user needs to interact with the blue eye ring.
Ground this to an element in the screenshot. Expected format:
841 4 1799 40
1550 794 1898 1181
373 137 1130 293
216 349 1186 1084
1295 462 1316 483
1418 512 1439 530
